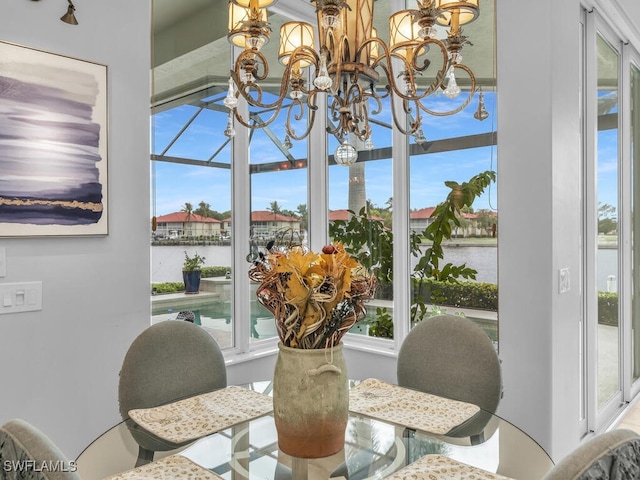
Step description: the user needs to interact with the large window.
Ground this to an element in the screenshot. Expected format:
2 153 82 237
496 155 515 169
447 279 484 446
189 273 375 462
150 0 497 352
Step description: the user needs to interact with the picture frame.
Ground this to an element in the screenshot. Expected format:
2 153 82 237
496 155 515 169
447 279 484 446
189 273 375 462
0 41 108 237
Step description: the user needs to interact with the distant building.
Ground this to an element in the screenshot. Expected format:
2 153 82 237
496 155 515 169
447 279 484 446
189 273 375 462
328 209 385 223
409 207 437 233
223 211 302 239
155 212 222 238
410 207 497 237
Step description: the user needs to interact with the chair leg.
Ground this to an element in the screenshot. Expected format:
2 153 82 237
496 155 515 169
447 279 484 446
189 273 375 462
135 446 155 467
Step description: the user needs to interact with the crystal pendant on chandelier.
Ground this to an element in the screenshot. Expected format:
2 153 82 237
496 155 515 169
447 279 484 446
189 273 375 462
224 113 236 138
414 128 427 144
443 68 461 99
418 25 437 39
223 77 238 109
474 87 489 121
313 54 332 91
283 135 293 150
246 36 266 50
335 142 358 166
364 138 374 150
320 14 340 30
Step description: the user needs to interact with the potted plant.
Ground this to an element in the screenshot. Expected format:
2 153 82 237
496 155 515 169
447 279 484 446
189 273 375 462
248 242 377 458
182 251 205 294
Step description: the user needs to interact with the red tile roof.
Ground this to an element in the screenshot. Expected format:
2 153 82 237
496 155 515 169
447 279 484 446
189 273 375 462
251 210 299 222
328 209 385 221
410 207 436 219
328 210 351 221
156 212 221 223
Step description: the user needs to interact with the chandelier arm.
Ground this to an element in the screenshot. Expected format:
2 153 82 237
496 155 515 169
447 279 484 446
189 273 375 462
285 95 318 141
390 39 449 101
365 93 384 117
231 103 283 131
232 47 320 110
390 98 422 136
365 40 445 104
289 47 322 95
326 38 352 95
419 64 477 117
234 49 270 81
347 83 371 140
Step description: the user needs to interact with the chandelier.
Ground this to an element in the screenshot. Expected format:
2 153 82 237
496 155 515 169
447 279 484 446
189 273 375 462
224 0 480 165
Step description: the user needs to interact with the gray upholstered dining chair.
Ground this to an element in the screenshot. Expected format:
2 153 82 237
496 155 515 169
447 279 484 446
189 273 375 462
397 314 502 444
541 428 640 480
0 418 80 480
118 320 227 467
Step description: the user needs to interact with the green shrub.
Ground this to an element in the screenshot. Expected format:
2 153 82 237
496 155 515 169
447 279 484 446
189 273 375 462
151 266 231 294
412 278 498 311
201 266 231 278
151 282 185 294
598 291 618 326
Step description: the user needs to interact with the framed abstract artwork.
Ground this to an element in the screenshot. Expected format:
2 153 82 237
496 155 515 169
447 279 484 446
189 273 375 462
0 41 108 236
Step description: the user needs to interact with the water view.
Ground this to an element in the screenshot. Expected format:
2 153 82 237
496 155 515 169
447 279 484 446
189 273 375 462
152 244 619 290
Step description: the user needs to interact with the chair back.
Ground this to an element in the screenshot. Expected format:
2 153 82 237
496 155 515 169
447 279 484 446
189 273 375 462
118 320 227 459
397 314 502 414
0 419 80 480
541 429 640 480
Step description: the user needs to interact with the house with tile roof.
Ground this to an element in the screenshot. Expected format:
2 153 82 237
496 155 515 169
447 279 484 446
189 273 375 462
409 207 437 234
223 211 302 239
328 209 385 223
155 212 222 238
410 207 497 237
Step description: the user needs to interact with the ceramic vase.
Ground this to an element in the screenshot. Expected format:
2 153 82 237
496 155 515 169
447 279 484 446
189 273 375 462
272 342 348 458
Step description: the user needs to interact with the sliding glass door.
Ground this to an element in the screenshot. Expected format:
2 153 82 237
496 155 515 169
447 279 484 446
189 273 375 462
583 10 640 432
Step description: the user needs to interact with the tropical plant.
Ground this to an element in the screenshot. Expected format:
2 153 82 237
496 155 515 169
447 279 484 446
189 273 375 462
183 251 205 271
330 170 497 338
181 202 194 236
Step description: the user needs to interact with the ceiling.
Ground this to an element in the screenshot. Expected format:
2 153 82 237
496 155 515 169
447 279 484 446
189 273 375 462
152 0 213 33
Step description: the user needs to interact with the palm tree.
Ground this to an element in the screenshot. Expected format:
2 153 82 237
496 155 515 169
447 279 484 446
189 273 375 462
195 201 213 218
267 201 283 236
181 202 193 237
296 204 308 233
268 201 283 215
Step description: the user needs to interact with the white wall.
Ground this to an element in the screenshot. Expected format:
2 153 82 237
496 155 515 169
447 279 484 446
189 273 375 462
0 1 151 459
497 0 583 461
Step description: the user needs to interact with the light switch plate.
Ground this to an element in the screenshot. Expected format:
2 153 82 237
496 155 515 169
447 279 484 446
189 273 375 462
0 281 42 314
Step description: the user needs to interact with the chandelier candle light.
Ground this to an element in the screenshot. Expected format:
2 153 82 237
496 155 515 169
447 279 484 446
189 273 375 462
224 0 481 165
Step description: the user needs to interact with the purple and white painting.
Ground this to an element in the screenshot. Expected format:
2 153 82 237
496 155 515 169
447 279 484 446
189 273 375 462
0 41 107 236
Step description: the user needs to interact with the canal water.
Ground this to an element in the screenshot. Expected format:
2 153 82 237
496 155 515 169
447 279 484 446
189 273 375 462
152 244 618 291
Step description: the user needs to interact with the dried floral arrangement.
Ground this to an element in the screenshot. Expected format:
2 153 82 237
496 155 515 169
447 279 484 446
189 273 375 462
248 241 378 349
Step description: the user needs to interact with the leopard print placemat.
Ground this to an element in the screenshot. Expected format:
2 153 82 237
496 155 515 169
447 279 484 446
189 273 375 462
348 378 481 435
128 386 273 444
105 455 222 480
385 454 514 480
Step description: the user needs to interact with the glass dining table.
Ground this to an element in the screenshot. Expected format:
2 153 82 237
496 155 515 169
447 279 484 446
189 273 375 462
75 381 554 480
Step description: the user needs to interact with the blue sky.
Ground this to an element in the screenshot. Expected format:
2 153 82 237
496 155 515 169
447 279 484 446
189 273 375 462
151 89 617 217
